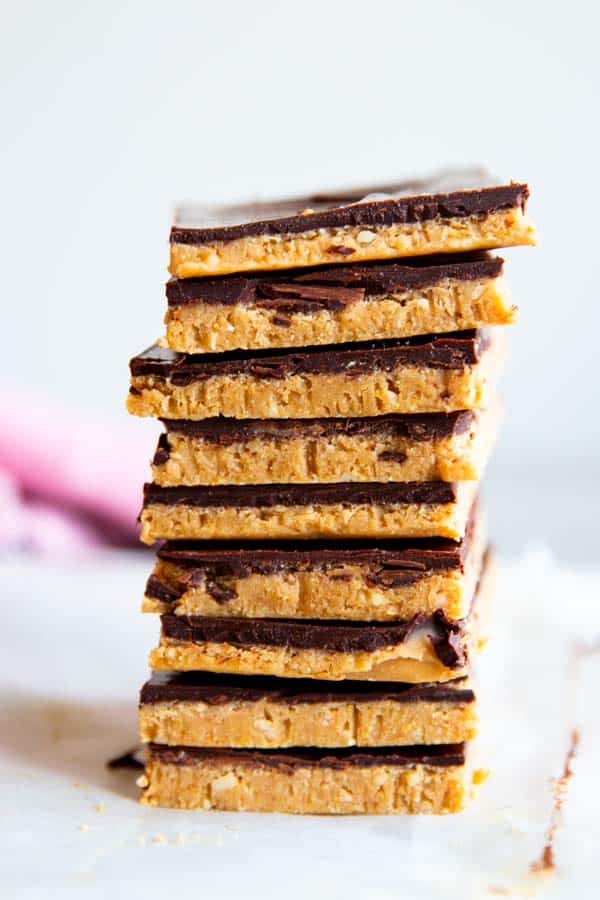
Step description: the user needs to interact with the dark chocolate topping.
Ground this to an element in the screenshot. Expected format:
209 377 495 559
129 330 488 384
140 671 475 706
166 253 503 308
143 481 458 509
159 612 467 663
147 520 476 605
158 410 474 446
170 173 528 245
148 742 467 770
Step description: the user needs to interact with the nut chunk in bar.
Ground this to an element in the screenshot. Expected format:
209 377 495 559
169 169 536 277
164 253 516 353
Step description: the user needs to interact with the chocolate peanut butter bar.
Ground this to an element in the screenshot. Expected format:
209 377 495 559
148 607 482 686
128 330 503 421
141 743 476 813
164 253 516 353
139 480 477 543
143 509 485 620
169 171 535 278
152 406 500 487
139 673 477 748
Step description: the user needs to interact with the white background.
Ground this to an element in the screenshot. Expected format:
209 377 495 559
1 0 599 560
1 8 599 896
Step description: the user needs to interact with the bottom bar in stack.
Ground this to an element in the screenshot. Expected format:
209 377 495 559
141 743 473 815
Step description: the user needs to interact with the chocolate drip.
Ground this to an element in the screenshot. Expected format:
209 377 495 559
429 610 468 668
152 434 171 465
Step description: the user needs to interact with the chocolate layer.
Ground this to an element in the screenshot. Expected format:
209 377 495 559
158 410 474 448
171 172 528 245
155 532 470 576
166 253 504 309
147 742 466 769
159 610 466 665
143 481 458 509
140 671 475 706
130 330 488 384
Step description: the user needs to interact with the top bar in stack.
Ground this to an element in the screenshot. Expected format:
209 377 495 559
169 169 535 279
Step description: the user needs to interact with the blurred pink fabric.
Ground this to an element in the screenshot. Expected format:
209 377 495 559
0 388 154 555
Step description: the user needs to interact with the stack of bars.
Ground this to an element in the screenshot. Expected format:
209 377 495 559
127 170 536 814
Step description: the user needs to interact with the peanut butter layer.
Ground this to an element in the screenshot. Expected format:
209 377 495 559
169 176 534 277
141 744 474 814
127 330 504 420
143 510 485 620
164 255 516 353
152 406 499 486
139 674 477 748
139 481 477 543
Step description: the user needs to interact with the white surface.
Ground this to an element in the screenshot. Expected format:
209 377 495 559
1 549 599 899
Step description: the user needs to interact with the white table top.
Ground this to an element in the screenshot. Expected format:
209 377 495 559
1 548 599 899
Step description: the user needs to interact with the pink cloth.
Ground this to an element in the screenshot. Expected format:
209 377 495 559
0 388 153 555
